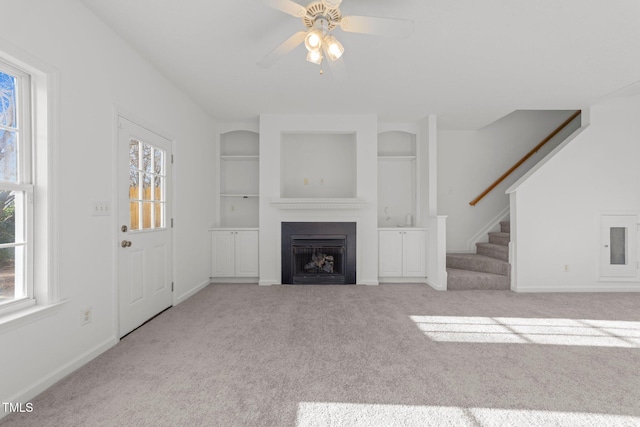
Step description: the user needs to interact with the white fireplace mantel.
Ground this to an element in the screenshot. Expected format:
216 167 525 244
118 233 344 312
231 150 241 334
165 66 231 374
270 198 368 210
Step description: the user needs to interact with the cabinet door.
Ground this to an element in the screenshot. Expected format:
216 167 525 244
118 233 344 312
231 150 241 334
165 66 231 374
600 215 638 278
235 231 259 277
211 231 235 277
379 231 404 277
403 230 426 277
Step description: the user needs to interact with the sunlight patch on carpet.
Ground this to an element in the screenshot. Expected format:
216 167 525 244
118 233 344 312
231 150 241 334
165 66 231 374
409 316 640 347
296 402 640 427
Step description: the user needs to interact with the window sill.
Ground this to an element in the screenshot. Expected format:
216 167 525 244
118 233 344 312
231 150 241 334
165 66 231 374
0 300 68 335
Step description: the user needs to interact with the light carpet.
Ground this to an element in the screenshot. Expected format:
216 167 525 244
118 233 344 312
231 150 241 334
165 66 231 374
2 284 640 426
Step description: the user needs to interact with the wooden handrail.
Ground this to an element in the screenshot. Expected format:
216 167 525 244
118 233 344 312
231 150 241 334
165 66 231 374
469 110 581 206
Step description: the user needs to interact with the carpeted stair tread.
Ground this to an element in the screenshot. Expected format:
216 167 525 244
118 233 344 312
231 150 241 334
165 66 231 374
500 221 510 233
446 253 510 276
446 268 510 290
488 232 510 246
476 242 509 262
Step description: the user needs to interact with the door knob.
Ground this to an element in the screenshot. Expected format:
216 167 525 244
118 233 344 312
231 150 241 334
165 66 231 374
121 225 128 232
121 240 132 248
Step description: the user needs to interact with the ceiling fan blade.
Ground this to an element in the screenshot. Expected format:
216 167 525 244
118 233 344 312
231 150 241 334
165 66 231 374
257 31 306 68
262 0 308 18
340 15 414 38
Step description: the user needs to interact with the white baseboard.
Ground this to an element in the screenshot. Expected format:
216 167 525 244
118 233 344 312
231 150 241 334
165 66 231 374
1 336 117 419
258 280 278 286
378 278 428 284
426 279 447 291
358 280 379 286
514 284 640 293
209 278 259 284
176 279 211 304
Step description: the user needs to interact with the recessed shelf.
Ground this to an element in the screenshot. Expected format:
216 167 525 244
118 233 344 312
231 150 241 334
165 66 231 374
378 131 416 157
219 130 259 228
281 133 357 199
378 155 417 161
220 155 259 161
378 131 417 227
220 130 259 156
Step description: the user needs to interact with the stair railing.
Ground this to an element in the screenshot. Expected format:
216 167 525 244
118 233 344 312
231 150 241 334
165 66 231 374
469 110 581 206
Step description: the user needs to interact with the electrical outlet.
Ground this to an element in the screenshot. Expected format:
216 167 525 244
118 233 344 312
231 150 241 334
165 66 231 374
81 307 92 325
91 201 111 216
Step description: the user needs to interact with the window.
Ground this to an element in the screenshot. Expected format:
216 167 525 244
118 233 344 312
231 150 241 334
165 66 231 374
0 60 33 310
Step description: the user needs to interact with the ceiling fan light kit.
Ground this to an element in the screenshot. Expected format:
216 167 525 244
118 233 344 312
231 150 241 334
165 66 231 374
258 0 414 72
304 28 324 51
323 35 344 61
306 48 323 65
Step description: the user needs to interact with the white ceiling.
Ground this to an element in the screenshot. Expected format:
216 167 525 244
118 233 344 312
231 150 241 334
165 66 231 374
79 0 640 129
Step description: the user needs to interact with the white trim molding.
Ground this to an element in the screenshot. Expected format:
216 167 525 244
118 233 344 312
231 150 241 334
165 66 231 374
270 198 368 210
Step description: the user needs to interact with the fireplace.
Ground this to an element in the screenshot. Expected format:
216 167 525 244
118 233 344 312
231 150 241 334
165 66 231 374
282 222 356 284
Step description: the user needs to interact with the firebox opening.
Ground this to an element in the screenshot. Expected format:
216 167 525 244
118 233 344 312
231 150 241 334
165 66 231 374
282 222 356 284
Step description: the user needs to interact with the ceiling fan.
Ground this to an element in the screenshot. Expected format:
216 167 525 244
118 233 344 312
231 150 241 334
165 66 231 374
257 0 414 73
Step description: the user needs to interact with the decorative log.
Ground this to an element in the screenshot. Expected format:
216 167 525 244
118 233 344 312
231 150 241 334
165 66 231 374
304 253 334 273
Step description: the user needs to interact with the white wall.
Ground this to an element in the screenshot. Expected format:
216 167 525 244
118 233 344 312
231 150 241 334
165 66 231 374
0 0 215 408
509 95 640 292
438 110 579 251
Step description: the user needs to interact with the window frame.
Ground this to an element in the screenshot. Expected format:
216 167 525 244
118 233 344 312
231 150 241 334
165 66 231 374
0 60 35 313
0 39 59 331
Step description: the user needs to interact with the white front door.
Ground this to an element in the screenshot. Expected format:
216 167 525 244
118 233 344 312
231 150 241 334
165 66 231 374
117 117 173 337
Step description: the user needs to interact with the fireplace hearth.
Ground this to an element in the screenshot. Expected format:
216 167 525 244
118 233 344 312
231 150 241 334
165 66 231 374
282 222 356 284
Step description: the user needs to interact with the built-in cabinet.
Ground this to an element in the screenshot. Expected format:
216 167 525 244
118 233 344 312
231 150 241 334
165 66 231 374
378 229 427 278
210 229 259 278
211 129 259 281
377 130 426 282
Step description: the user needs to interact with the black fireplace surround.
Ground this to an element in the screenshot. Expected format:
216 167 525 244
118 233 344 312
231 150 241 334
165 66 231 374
281 222 356 284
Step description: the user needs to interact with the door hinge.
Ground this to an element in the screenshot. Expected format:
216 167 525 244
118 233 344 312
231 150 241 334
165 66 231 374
171 282 174 292
171 218 174 228
171 154 174 164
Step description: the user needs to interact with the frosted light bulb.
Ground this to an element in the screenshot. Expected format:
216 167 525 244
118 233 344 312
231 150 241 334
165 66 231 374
323 35 344 61
306 49 323 65
305 29 323 51
329 43 342 59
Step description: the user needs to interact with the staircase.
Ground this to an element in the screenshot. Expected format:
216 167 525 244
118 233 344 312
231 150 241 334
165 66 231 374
446 221 511 290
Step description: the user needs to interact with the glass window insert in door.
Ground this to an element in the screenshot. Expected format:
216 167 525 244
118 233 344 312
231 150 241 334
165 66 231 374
129 139 165 230
610 227 626 265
